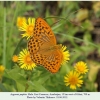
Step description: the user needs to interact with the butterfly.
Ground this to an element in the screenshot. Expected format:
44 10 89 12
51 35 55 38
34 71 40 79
28 18 63 73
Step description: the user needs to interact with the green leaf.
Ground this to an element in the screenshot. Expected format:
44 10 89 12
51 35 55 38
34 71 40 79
15 81 25 92
0 83 8 92
37 72 51 84
27 81 48 92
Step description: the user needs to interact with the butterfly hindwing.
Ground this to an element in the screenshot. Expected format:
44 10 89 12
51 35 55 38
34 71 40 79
42 50 62 73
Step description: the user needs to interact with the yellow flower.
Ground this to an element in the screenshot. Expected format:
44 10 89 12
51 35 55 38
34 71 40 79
17 17 26 27
74 61 89 74
60 45 70 65
0 65 5 80
18 49 36 70
0 65 5 73
18 17 35 39
12 55 18 62
64 70 83 90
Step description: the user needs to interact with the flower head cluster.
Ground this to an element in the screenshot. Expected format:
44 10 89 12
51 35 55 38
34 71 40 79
18 49 36 70
74 61 89 74
64 70 83 90
17 17 26 27
64 61 89 90
12 55 18 63
17 17 35 39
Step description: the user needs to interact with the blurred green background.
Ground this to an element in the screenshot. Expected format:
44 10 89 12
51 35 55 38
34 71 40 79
0 1 100 92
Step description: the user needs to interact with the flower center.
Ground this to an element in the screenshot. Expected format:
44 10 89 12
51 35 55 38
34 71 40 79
69 76 78 85
27 25 34 35
78 66 84 72
25 55 33 64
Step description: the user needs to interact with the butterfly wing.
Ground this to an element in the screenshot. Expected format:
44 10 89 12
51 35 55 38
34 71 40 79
28 17 62 73
34 18 56 44
42 50 62 73
28 17 57 54
29 49 62 73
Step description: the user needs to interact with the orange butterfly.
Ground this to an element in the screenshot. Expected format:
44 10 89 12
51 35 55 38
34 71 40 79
28 18 63 73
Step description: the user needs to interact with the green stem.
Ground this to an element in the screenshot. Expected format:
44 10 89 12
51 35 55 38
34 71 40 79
44 9 81 20
3 8 6 67
13 38 24 55
44 9 84 28
6 2 19 67
7 2 19 47
25 71 32 92
44 16 66 20
25 82 29 92
56 32 99 48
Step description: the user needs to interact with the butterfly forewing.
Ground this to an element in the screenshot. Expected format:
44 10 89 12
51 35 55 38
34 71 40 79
34 18 56 44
